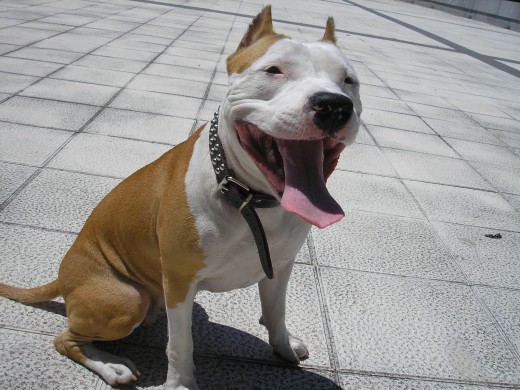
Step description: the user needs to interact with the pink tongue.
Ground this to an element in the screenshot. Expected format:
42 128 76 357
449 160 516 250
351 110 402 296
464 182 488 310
277 139 344 228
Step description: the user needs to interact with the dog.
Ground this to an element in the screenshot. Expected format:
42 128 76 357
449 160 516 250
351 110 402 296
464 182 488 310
0 6 361 389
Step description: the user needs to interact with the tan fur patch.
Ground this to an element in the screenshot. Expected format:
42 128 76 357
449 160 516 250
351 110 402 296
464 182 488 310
227 34 287 75
157 125 207 308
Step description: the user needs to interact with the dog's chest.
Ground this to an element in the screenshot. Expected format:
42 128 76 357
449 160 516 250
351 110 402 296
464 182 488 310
184 135 310 292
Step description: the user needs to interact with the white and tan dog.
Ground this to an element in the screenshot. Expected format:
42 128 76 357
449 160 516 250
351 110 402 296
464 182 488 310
0 6 361 389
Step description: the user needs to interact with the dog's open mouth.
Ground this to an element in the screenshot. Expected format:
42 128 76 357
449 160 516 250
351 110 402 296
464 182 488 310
235 122 346 228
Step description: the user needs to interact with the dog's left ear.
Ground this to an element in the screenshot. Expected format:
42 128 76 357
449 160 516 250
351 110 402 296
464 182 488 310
321 17 337 44
227 5 287 75
236 5 276 51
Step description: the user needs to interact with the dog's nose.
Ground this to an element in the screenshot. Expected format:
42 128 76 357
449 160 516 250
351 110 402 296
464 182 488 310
309 92 353 135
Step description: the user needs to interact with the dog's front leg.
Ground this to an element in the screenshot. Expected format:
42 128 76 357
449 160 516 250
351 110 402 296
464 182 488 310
164 285 199 390
258 260 309 363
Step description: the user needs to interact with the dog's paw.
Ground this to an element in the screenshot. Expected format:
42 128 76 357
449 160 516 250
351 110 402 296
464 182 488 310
100 362 139 385
272 334 309 364
164 378 199 390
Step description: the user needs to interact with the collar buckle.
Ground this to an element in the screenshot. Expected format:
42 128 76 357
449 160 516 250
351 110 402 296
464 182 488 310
218 175 250 194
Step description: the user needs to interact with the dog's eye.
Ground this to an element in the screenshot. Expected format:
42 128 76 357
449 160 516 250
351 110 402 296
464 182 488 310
265 66 282 74
344 76 355 85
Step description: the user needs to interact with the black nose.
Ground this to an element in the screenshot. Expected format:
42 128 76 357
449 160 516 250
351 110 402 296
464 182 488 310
309 92 353 134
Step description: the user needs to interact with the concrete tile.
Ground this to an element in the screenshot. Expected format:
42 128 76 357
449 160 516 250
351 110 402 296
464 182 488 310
144 63 213 83
405 181 520 231
107 38 166 53
423 117 504 146
212 70 228 86
313 210 463 281
337 143 397 177
369 126 459 158
340 373 498 389
0 43 20 55
31 37 101 53
55 30 115 46
124 32 172 46
437 219 520 288
0 329 99 390
18 21 74 32
384 149 493 190
39 12 98 26
0 122 71 166
321 268 520 383
469 162 520 195
362 110 435 134
110 89 201 119
0 169 120 233
164 47 221 61
91 46 157 62
394 89 455 109
171 39 223 53
206 82 227 102
328 171 424 219
50 64 135 87
74 54 147 73
0 162 36 204
6 47 84 64
190 264 331 367
0 71 39 93
84 108 194 145
0 26 56 45
362 95 415 115
352 124 375 145
48 133 170 178
408 102 477 125
85 19 141 32
469 113 520 132
132 24 183 39
0 96 99 130
504 193 520 212
489 129 520 148
445 138 520 168
0 57 63 77
361 84 398 99
21 78 119 106
476 287 520 354
0 224 72 333
127 74 208 99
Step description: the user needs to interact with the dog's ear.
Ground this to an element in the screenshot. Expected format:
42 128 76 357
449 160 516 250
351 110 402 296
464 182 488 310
321 17 337 44
227 5 287 75
236 5 275 50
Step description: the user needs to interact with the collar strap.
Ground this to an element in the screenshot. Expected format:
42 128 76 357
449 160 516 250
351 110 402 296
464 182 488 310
209 108 279 279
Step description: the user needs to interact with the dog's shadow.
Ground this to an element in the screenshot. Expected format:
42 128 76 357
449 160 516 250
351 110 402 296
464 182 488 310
32 302 340 389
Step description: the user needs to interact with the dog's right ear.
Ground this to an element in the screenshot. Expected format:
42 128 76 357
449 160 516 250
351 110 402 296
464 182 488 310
236 5 275 51
227 5 287 75
321 17 337 44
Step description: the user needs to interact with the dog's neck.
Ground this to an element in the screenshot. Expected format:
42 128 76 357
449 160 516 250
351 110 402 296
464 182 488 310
208 107 279 279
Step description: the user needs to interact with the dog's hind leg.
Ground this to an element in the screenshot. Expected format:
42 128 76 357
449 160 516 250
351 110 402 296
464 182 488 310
54 278 151 386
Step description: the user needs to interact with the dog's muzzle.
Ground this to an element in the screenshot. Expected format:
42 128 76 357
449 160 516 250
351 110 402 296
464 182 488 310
310 92 353 135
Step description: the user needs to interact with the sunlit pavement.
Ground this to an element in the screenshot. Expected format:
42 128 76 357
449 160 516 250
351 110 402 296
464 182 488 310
1 0 519 388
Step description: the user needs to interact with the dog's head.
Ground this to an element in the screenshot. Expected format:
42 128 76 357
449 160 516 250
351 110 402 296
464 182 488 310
220 5 362 228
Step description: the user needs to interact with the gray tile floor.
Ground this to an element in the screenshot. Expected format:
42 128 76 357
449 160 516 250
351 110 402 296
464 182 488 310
0 0 519 389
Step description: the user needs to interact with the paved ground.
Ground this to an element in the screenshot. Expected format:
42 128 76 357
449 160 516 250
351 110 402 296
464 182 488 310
0 0 519 389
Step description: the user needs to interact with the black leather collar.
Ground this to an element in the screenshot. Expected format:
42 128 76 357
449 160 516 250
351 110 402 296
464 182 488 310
209 108 279 279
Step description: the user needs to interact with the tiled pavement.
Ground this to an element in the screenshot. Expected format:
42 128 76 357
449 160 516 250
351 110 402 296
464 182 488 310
0 0 520 388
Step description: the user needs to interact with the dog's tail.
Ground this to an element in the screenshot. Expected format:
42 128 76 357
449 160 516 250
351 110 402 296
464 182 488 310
0 279 60 303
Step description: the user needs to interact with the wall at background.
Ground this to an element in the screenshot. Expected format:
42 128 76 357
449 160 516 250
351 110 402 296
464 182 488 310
401 0 520 31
